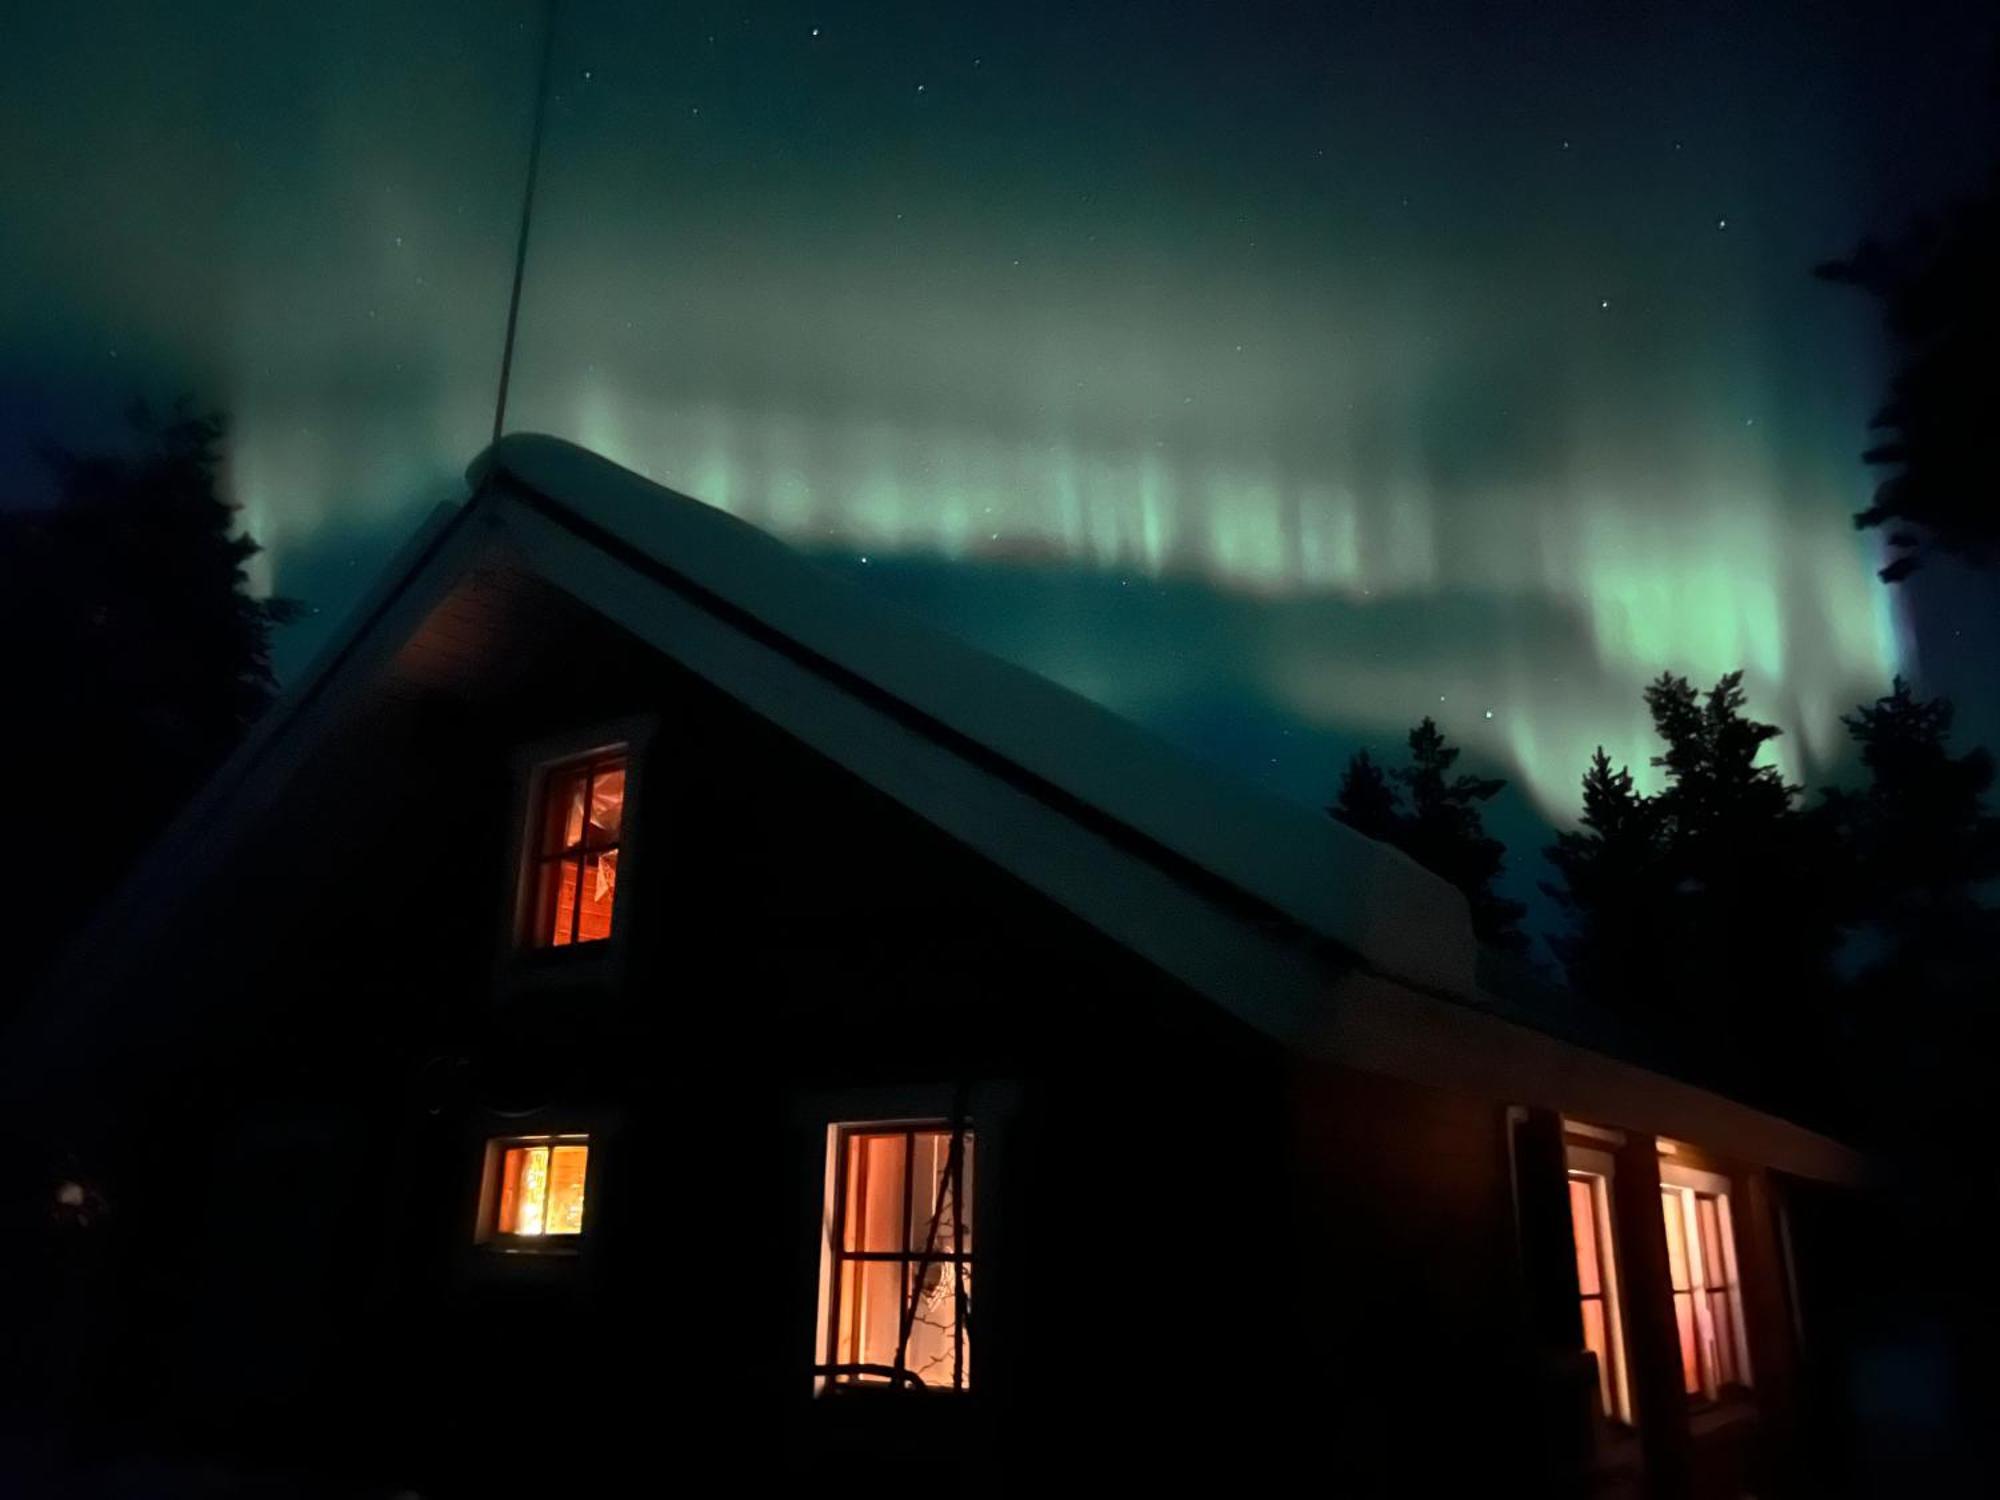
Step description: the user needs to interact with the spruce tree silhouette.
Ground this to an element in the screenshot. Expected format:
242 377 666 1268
1835 677 2000 956
1328 748 1400 844
1544 672 1845 1107
0 402 297 995
1823 678 2000 1119
1329 719 1527 951
1816 86 2000 580
1543 748 1674 1014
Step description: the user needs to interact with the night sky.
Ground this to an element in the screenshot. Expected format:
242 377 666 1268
4 0 1996 935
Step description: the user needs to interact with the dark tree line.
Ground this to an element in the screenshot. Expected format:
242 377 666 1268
1815 55 1999 581
1330 719 1528 952
0 404 296 993
1332 668 2000 1129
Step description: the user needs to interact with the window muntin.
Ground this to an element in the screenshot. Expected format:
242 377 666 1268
1660 1182 1751 1399
528 753 626 947
821 1122 973 1392
1565 1146 1633 1426
489 1137 590 1240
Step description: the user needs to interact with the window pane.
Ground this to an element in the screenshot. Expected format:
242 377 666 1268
505 1146 550 1236
496 1146 526 1235
908 1129 973 1255
836 1259 906 1378
575 850 617 942
1580 1298 1612 1416
1661 1190 1691 1291
541 765 589 855
587 763 626 846
904 1261 971 1390
536 856 582 947
1709 1290 1737 1386
545 1144 588 1235
844 1133 909 1253
1673 1291 1700 1394
1568 1178 1601 1296
1698 1196 1726 1288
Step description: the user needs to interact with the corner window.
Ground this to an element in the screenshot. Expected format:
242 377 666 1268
484 1135 590 1244
1660 1177 1752 1399
819 1122 974 1393
1565 1147 1632 1426
527 752 626 947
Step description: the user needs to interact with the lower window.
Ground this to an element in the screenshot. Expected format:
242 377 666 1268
1565 1140 1633 1426
819 1121 974 1392
483 1135 591 1245
1659 1169 1752 1399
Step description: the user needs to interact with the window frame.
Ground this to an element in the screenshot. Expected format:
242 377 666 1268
1565 1141 1635 1428
800 1081 1018 1400
818 1118 975 1394
474 1131 595 1255
525 750 629 949
1658 1158 1754 1403
496 716 656 981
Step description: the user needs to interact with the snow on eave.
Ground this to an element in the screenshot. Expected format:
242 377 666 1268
468 434 1480 999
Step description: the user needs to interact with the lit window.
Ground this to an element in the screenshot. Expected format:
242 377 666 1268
820 1122 973 1392
528 753 626 947
1565 1147 1633 1426
488 1137 590 1241
1660 1181 1752 1399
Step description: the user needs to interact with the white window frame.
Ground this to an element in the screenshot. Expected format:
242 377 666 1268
1566 1142 1635 1427
1659 1158 1754 1400
799 1081 1019 1397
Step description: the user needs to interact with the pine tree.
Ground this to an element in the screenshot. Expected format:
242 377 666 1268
0 402 297 989
1329 748 1401 844
1544 671 1846 1106
1543 748 1672 1012
1816 157 2000 580
1832 678 2000 1012
1329 720 1527 951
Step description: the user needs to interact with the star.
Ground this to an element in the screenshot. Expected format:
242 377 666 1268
1716 217 1728 230
916 82 927 93
1599 299 1610 310
811 27 820 37
1484 710 1495 720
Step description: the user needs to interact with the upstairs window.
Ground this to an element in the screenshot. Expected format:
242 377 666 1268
528 752 626 947
486 1135 591 1243
1660 1178 1752 1400
820 1122 974 1393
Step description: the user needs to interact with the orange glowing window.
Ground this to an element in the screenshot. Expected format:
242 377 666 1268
1660 1182 1752 1400
528 753 626 947
820 1123 973 1393
489 1137 590 1241
1565 1150 1633 1426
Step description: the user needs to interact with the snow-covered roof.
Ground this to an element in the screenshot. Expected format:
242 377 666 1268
472 434 1479 999
9 434 1860 1184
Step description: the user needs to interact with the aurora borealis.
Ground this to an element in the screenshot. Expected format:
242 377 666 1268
4 0 1995 924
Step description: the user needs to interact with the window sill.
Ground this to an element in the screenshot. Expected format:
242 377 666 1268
480 1237 583 1257
1690 1391 1758 1437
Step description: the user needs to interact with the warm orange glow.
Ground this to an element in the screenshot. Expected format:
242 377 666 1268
1566 1168 1629 1423
530 754 626 947
824 1124 973 1392
1660 1183 1751 1399
495 1140 588 1238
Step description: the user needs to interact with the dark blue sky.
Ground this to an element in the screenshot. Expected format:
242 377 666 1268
3 0 1995 940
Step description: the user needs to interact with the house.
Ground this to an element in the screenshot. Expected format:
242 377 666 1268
2 436 1867 1496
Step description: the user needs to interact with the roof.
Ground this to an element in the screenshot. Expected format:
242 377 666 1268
471 435 1480 995
10 434 1862 1183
